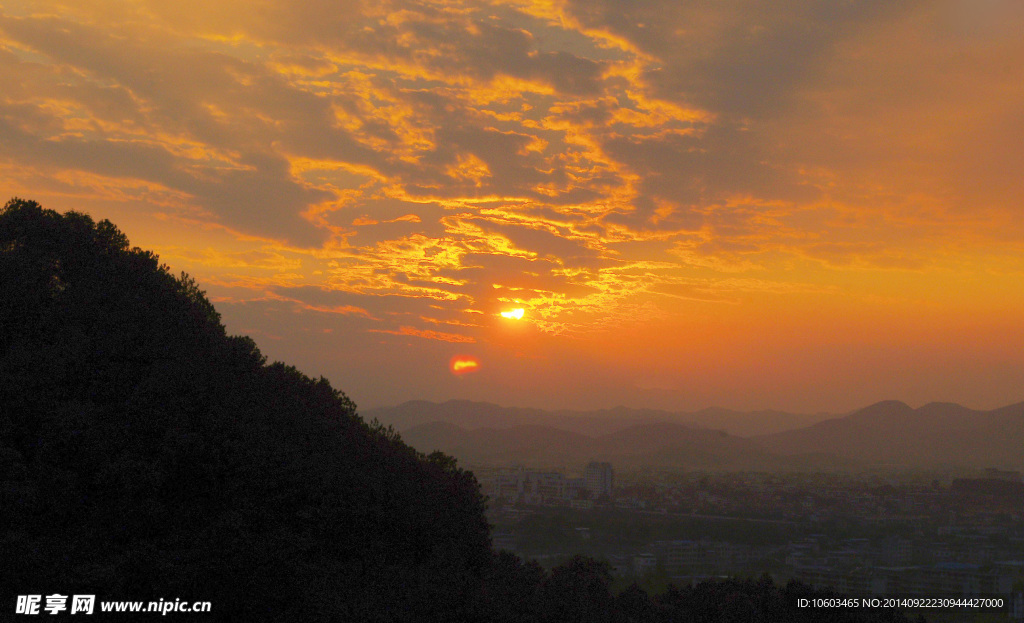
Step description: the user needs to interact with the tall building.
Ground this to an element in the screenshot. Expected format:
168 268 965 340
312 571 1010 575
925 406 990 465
585 461 613 499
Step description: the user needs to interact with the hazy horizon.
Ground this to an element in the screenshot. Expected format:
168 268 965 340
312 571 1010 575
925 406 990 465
360 395 1024 416
4 0 1024 414
365 396 1024 471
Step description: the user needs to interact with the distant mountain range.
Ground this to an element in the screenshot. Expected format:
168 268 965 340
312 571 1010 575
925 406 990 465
365 400 1024 471
364 399 833 437
754 400 1024 470
396 420 854 471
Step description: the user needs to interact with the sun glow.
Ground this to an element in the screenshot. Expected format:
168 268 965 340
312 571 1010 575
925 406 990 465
500 308 525 320
449 355 480 375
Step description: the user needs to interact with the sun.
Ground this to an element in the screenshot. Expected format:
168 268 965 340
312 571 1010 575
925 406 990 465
449 355 480 375
500 308 524 320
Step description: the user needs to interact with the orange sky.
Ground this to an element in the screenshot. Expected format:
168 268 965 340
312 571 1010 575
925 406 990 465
3 0 1024 412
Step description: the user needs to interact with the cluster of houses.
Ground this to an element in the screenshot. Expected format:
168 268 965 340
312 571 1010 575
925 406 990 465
477 462 614 508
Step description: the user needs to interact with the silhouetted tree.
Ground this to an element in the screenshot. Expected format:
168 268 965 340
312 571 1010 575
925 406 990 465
0 198 490 621
539 555 615 623
473 550 546 623
614 583 656 623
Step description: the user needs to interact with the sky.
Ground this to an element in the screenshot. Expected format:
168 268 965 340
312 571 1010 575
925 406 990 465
3 0 1024 414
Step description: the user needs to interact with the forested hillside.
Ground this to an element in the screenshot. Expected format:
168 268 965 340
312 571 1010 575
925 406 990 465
0 198 490 621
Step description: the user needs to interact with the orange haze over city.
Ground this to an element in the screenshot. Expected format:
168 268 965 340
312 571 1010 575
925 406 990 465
2 0 1024 413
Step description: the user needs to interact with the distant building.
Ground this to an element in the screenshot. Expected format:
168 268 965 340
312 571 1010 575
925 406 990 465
585 462 614 499
566 477 586 500
653 540 702 573
480 467 571 504
633 553 658 576
984 468 1022 482
479 463 613 504
523 471 566 502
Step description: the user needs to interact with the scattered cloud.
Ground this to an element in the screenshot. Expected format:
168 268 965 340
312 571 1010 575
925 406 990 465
3 0 1024 410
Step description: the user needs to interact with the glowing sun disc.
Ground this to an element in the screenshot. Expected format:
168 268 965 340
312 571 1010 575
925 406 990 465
450 355 480 375
500 308 524 320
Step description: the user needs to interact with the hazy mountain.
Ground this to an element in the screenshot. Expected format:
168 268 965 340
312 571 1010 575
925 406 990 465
681 407 832 436
365 400 835 437
367 400 654 436
755 400 1024 469
399 420 855 471
402 422 590 466
376 399 1024 471
591 423 781 469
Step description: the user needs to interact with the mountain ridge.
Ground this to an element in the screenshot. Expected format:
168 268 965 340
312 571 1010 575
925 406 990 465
399 419 858 471
755 400 1024 469
365 399 835 437
373 399 1024 470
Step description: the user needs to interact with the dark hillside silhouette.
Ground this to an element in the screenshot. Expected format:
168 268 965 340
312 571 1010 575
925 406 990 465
0 198 490 621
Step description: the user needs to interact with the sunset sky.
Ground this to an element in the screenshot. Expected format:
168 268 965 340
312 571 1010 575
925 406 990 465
3 0 1024 413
